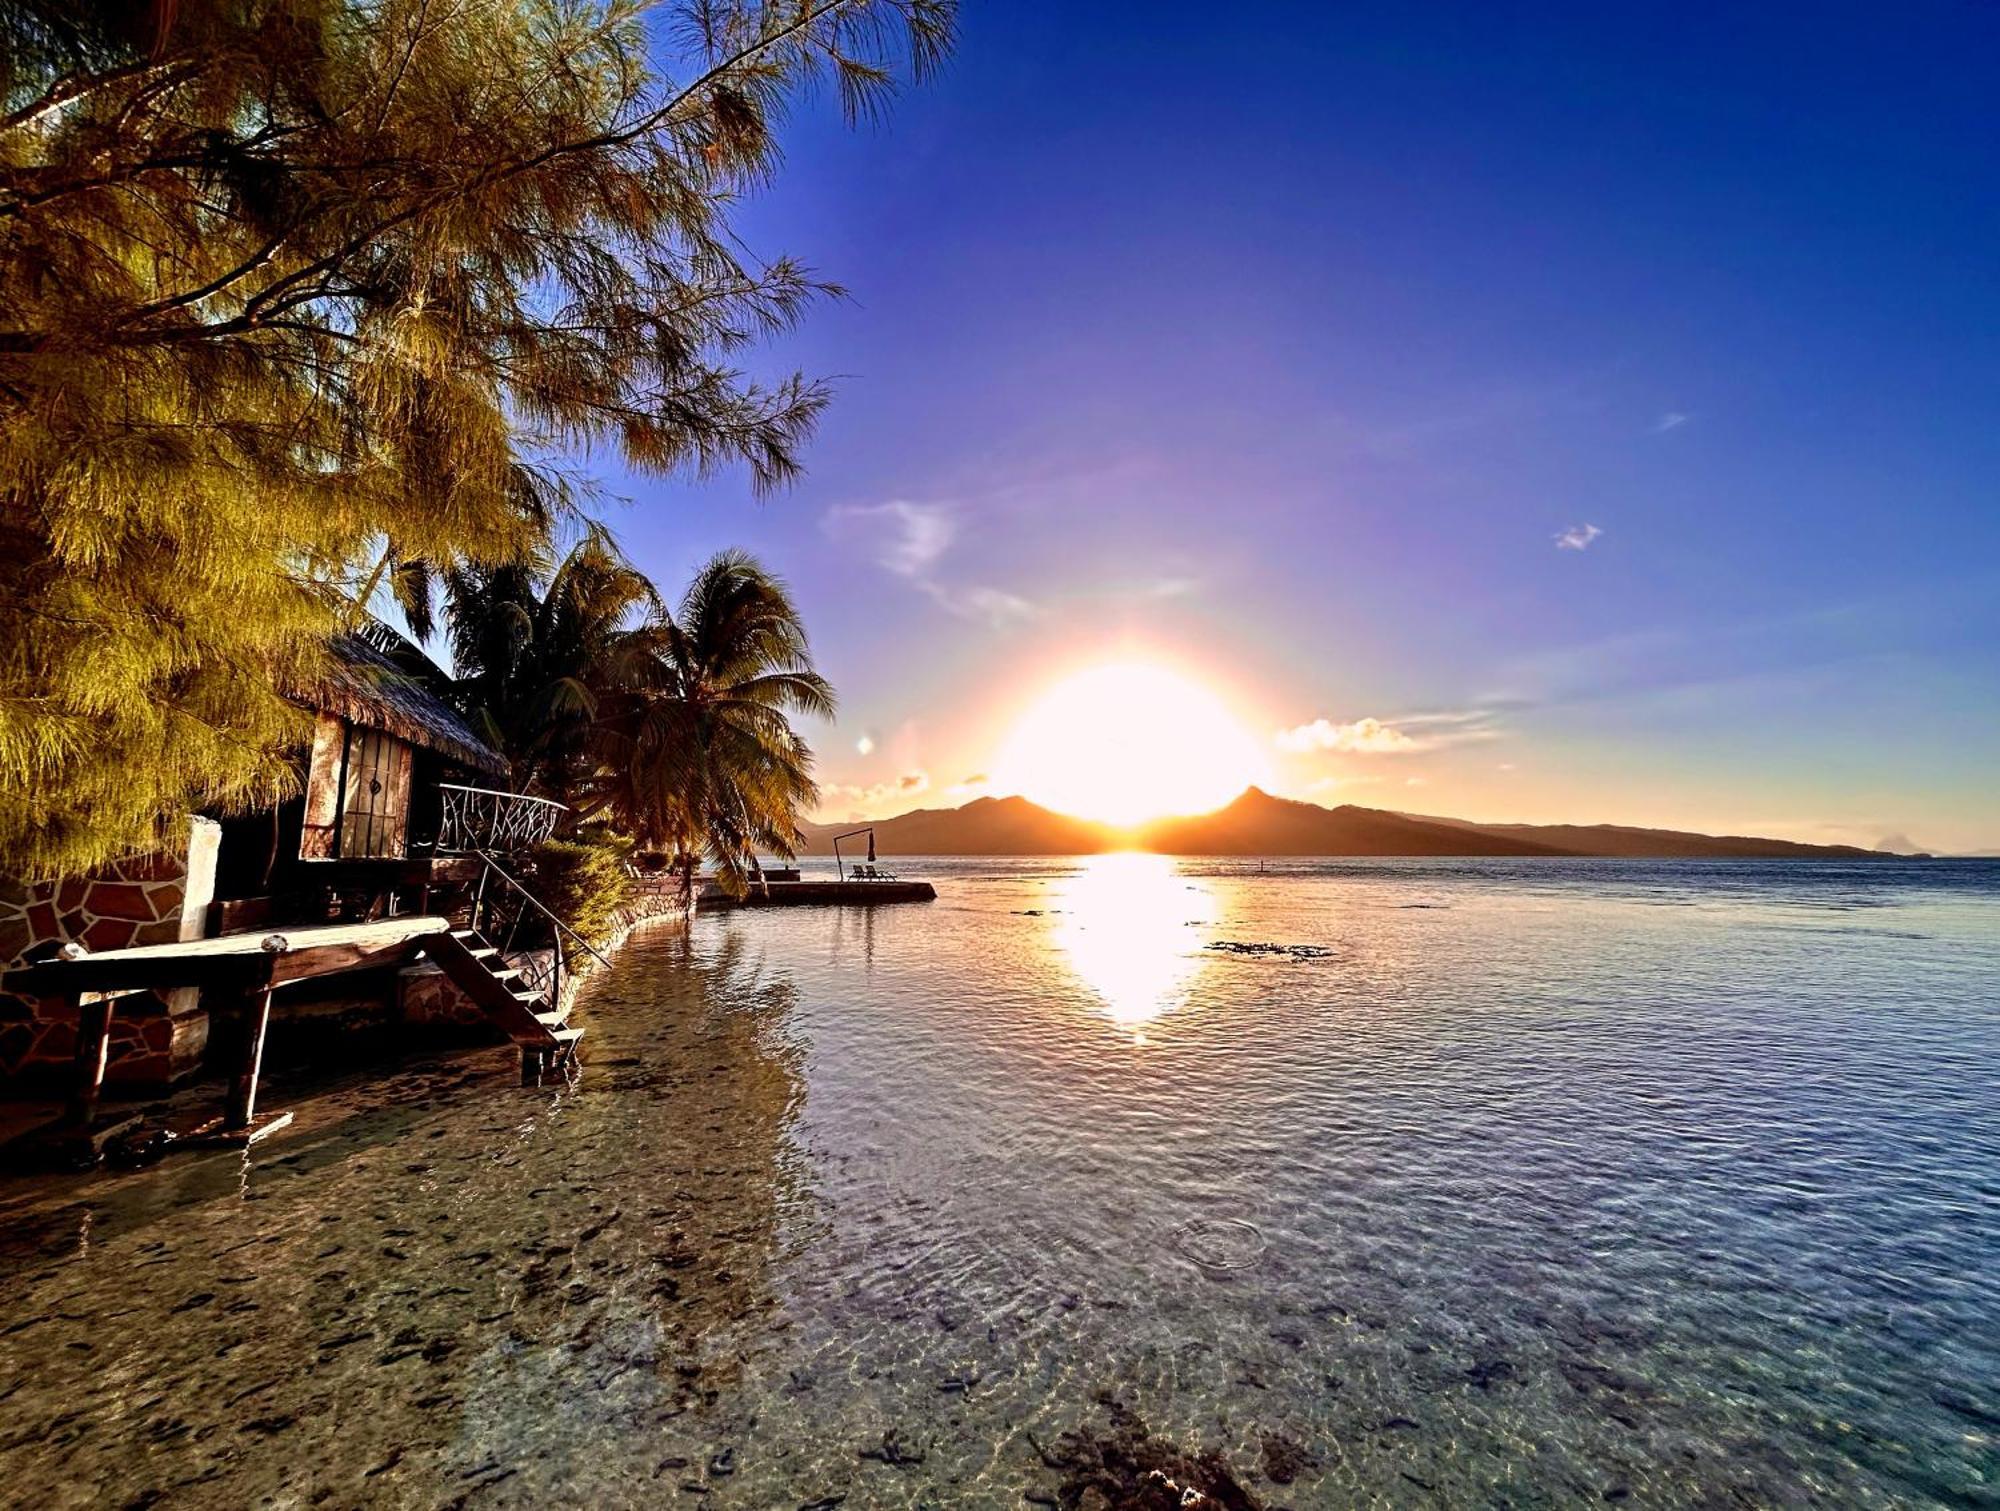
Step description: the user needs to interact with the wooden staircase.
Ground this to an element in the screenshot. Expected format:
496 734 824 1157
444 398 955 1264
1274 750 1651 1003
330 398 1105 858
419 925 583 1082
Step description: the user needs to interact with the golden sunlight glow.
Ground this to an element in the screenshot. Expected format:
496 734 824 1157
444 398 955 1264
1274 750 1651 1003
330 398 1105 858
992 661 1270 826
1051 852 1217 1029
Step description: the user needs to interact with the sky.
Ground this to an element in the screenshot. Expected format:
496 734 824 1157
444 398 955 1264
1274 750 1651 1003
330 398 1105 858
589 1 2000 852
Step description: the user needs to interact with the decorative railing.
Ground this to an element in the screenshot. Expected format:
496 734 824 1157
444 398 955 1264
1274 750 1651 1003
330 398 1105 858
435 783 567 855
468 849 614 1025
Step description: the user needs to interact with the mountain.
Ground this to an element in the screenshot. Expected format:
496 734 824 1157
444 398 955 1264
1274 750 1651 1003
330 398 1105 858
799 787 1901 859
796 795 1115 855
1137 788 1572 856
1399 812 1884 859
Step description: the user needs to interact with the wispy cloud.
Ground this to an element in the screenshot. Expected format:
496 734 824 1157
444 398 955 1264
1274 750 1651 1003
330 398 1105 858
1277 709 1504 756
1275 716 1421 754
823 500 955 577
1555 523 1603 551
816 769 931 821
822 500 1038 628
924 581 1037 627
1652 411 1690 433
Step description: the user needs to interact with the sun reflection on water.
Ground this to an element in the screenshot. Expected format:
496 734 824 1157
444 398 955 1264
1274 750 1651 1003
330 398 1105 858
1050 852 1218 1032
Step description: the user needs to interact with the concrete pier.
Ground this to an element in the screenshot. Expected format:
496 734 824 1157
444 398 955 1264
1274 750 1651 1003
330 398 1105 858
697 879 936 910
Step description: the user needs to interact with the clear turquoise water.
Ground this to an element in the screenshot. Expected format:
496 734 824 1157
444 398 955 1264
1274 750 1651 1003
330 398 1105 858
1 856 1994 1506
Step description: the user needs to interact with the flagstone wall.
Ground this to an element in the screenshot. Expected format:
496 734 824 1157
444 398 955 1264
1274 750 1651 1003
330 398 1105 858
0 818 219 1090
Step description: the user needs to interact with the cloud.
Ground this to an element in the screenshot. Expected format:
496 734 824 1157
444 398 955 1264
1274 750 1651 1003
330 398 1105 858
1652 412 1689 433
855 734 875 756
922 581 1038 627
1275 716 1422 754
822 500 1038 628
1404 776 1428 787
816 770 930 820
823 500 955 577
1554 523 1603 551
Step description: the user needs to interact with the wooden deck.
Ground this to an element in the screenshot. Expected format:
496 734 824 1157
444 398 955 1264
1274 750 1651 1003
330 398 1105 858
3 916 453 1150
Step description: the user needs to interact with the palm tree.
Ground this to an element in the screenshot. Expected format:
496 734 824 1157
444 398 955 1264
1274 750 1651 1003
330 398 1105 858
431 525 659 804
588 551 833 897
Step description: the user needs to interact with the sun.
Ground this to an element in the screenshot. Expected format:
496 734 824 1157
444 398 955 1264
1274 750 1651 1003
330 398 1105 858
992 661 1270 826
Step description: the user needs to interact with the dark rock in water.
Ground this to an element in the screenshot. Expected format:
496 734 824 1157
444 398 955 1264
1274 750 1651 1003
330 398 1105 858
857 1429 926 1467
1259 1431 1318 1485
1465 1358 1517 1390
1027 1403 1265 1510
1203 941 1334 960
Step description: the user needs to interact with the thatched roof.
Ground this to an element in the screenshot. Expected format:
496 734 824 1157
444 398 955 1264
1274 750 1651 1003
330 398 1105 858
306 633 508 777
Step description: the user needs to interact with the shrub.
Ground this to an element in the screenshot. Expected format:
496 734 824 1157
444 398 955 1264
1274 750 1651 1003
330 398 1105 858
525 833 636 950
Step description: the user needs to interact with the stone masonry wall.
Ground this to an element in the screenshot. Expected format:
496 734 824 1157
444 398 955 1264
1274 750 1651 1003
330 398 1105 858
0 817 220 1091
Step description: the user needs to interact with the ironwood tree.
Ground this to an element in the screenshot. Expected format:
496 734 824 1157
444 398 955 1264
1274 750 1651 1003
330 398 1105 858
0 0 951 876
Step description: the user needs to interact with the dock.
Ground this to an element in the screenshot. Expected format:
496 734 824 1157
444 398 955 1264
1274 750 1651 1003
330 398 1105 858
4 913 582 1160
698 879 936 909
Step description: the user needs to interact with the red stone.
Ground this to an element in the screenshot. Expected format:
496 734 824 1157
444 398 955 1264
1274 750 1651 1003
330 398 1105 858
108 1051 173 1087
148 882 185 920
0 1024 32 1071
87 882 154 921
81 916 137 951
25 901 58 940
57 879 87 912
120 851 184 883
32 1021 77 1061
0 918 32 964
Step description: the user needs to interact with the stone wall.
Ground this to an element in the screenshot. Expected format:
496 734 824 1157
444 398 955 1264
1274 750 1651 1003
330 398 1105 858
395 881 690 1030
0 818 219 1090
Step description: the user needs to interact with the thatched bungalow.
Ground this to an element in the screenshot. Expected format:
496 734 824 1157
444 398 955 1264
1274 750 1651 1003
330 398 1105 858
1 631 565 1093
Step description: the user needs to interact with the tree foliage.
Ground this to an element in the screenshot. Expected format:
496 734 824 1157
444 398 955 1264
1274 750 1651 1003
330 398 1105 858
0 0 951 877
435 525 659 804
589 549 832 896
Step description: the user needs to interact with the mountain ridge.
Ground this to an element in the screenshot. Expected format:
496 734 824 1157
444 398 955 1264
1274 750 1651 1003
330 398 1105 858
798 786 1897 859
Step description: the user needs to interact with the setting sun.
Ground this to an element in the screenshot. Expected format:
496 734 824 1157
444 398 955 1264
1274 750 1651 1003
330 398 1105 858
991 662 1270 826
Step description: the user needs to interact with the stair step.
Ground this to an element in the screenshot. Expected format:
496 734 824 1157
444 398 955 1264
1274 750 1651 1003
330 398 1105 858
549 1027 584 1048
533 1011 569 1029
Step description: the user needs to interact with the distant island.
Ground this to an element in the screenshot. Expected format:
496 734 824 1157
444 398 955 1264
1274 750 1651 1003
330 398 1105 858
799 786 1906 859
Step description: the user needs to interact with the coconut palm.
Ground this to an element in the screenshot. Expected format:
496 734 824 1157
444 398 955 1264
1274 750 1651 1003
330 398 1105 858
430 525 659 805
588 551 833 897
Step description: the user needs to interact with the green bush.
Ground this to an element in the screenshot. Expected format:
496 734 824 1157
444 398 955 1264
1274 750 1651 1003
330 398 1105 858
525 833 636 949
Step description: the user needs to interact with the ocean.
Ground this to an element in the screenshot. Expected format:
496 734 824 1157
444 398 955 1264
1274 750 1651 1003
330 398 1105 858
1 855 1995 1505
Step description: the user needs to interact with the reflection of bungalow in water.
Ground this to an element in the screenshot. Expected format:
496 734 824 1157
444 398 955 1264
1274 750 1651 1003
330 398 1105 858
0 633 569 1095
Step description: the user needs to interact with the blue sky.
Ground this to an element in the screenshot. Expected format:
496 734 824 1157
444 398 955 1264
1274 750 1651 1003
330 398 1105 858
592 1 2000 850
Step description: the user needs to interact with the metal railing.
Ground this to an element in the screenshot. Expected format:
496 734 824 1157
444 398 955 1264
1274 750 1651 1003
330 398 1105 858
468 849 612 1025
436 783 567 854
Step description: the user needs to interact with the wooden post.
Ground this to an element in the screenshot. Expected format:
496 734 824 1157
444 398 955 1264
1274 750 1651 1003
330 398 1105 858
227 976 277 1131
64 993 113 1128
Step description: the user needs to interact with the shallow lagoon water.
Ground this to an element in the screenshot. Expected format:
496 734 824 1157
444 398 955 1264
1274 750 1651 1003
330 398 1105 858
1 856 1995 1506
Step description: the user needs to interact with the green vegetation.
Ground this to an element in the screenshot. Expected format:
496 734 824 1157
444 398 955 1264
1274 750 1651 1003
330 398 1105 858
0 0 952 878
429 541 832 897
591 549 834 897
523 833 637 950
